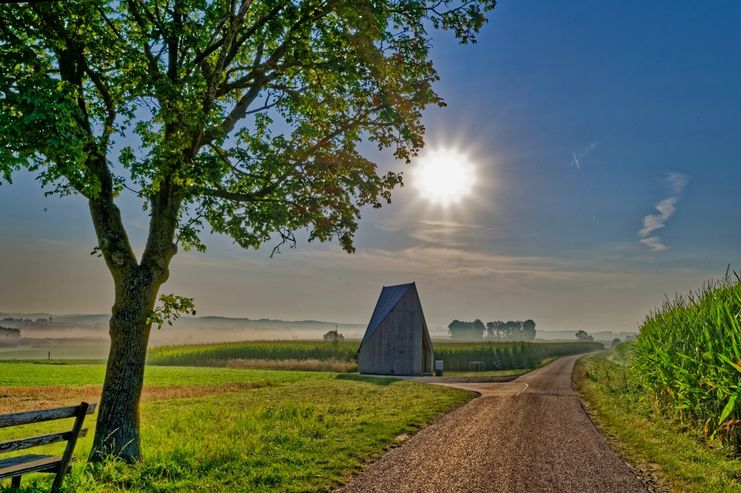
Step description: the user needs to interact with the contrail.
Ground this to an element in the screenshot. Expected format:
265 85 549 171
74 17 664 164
639 172 688 252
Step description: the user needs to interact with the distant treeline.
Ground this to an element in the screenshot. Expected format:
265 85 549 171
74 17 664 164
448 319 536 341
0 326 21 338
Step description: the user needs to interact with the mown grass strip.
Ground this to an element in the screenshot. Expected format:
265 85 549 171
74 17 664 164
575 351 741 493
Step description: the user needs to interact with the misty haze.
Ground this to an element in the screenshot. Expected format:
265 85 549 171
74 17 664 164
0 1 738 492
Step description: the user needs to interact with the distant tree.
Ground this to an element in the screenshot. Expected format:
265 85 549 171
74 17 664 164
508 321 523 339
472 319 486 339
575 330 594 342
449 319 485 340
323 329 344 343
611 338 621 348
486 319 535 340
486 321 496 338
0 327 21 338
0 0 495 462
485 320 500 339
449 320 464 339
522 319 536 340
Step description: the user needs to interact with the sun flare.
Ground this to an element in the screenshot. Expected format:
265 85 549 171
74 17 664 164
413 148 476 205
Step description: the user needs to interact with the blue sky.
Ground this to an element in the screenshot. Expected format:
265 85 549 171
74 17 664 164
1 1 739 332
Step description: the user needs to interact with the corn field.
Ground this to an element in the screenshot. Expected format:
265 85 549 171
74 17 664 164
633 276 741 453
148 340 359 366
148 339 602 373
433 341 603 371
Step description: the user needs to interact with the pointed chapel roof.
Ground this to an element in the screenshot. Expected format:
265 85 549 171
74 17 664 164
360 282 415 347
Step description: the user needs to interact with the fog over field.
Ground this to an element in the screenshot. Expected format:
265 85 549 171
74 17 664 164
0 311 635 360
0 312 365 358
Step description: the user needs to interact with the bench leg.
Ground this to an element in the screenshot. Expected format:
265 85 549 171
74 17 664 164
50 464 74 493
50 471 65 493
11 475 21 488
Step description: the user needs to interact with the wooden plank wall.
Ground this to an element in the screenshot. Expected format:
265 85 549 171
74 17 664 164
359 287 433 375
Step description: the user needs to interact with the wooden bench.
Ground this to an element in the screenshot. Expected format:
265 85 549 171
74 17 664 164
0 402 96 492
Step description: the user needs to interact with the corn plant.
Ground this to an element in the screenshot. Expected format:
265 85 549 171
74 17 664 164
633 275 741 453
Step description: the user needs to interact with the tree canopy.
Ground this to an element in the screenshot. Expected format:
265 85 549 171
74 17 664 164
448 319 485 340
449 318 537 341
1 0 495 258
323 329 344 342
575 330 594 342
486 319 536 340
0 0 496 462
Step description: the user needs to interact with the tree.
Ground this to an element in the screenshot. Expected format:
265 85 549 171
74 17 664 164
611 337 621 347
448 319 485 340
486 319 535 340
522 319 536 340
485 321 497 338
323 329 344 342
575 330 594 342
0 0 495 462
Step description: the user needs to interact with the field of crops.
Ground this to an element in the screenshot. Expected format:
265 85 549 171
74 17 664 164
575 349 741 492
633 277 741 453
433 341 603 371
148 340 359 368
148 339 603 372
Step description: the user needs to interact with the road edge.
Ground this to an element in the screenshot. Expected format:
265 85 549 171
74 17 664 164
572 353 668 493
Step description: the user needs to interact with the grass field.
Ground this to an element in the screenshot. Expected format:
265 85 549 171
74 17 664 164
575 347 741 493
0 361 471 492
147 340 603 372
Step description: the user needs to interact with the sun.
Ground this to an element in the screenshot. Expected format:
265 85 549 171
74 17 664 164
412 148 476 205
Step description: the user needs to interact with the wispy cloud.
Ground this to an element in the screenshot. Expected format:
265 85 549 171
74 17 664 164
570 141 598 170
292 244 631 285
639 172 688 252
408 220 483 247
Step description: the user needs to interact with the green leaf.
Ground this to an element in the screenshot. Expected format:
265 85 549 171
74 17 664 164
718 394 737 425
718 353 741 373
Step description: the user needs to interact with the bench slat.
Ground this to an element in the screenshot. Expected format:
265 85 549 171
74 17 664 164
0 428 88 454
0 454 62 479
0 403 96 428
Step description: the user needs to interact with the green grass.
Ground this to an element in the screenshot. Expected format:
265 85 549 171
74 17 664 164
0 361 317 387
0 362 471 492
632 278 741 451
575 349 741 493
443 368 528 378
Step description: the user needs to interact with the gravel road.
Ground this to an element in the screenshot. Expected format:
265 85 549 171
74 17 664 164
337 355 646 493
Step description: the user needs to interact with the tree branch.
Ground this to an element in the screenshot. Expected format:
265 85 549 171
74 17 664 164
202 4 331 144
203 72 274 143
202 187 291 203
125 0 164 80
31 3 138 276
83 63 116 146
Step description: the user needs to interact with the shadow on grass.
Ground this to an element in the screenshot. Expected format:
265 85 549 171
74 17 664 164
335 373 400 386
0 477 64 493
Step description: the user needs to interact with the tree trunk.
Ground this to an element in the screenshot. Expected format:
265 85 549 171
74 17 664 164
90 269 160 463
